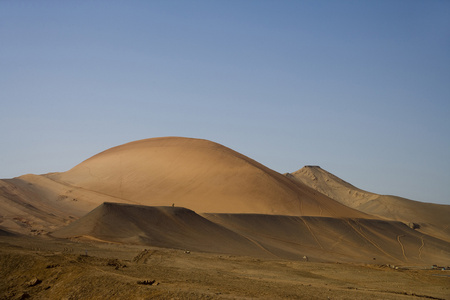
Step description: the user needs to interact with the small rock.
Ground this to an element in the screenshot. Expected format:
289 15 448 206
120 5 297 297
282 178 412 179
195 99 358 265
46 264 60 269
107 259 126 269
137 279 156 285
408 222 420 230
26 278 41 287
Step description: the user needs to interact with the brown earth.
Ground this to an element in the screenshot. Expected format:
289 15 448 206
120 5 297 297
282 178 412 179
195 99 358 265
1 234 449 300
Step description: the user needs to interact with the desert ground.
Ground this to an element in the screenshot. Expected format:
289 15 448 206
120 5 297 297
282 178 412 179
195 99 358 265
1 234 449 300
1 137 449 299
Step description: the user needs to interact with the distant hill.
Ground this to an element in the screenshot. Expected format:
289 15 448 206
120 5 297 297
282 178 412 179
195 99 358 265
287 166 450 242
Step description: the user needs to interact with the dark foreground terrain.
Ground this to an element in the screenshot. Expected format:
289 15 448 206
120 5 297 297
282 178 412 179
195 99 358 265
1 234 449 300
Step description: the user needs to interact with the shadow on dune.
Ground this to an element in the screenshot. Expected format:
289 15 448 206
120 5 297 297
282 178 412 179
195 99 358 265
52 202 450 265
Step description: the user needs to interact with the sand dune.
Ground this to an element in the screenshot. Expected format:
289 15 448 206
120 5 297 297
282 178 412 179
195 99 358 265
204 213 450 265
46 137 368 218
288 166 450 242
52 202 264 256
53 202 450 265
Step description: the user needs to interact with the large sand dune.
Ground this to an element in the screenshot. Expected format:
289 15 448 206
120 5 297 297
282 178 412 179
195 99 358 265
46 137 368 218
288 166 450 242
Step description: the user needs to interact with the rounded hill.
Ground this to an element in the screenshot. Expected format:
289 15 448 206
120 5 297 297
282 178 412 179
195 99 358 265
47 137 368 218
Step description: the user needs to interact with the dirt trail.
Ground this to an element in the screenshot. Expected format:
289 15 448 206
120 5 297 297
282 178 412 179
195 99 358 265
397 235 408 261
419 235 425 260
301 218 324 249
346 219 399 262
239 234 280 259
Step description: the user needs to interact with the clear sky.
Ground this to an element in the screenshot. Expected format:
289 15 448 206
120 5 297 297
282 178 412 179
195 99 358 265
1 1 449 205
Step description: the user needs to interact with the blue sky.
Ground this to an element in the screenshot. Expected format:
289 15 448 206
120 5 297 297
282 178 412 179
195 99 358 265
1 1 449 204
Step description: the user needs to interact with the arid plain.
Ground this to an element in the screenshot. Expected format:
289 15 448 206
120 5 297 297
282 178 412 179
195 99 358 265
1 137 449 299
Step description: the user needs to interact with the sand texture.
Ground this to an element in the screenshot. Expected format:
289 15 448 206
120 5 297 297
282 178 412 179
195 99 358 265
47 137 368 218
52 202 450 265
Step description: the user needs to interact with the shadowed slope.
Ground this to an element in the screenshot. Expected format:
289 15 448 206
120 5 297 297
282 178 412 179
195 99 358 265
203 213 450 265
0 227 16 237
52 203 264 256
47 137 368 218
52 203 450 265
288 166 450 242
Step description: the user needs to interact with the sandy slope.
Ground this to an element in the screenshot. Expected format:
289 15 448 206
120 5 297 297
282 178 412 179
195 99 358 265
46 137 368 218
205 213 450 265
0 228 16 237
52 203 263 256
288 166 450 242
53 202 450 265
0 175 132 234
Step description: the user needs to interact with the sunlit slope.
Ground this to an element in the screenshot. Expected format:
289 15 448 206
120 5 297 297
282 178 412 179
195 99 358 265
47 137 368 218
0 175 131 234
288 166 450 242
